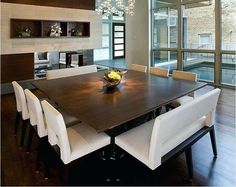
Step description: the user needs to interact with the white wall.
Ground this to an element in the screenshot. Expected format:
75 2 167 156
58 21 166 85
0 2 102 54
125 0 150 69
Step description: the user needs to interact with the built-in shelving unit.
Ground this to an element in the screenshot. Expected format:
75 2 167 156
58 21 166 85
10 19 90 38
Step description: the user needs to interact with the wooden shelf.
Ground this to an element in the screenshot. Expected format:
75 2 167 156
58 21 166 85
11 19 90 38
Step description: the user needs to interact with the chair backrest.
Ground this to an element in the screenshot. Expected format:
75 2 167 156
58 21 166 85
148 88 221 170
46 65 97 80
24 89 47 138
12 81 29 120
131 64 147 73
172 70 197 82
41 100 71 164
150 67 169 78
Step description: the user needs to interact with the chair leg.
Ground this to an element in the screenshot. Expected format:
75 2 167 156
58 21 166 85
35 138 42 173
62 164 70 185
185 146 193 182
14 112 20 136
26 126 34 153
209 126 218 157
20 119 28 148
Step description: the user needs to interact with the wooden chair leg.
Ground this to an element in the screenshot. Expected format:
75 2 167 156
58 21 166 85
26 126 34 153
185 147 193 182
14 112 20 136
209 126 218 157
20 119 28 148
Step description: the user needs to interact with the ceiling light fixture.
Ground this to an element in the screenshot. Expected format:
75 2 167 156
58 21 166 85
96 0 135 17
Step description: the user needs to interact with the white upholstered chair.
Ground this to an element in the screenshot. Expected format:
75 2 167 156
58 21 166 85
168 70 198 108
131 64 147 73
70 54 79 67
115 88 221 180
24 89 81 152
12 81 29 147
41 100 110 183
150 67 169 117
46 65 97 80
150 67 169 78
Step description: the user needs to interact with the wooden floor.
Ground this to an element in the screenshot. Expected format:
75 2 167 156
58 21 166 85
1 86 236 186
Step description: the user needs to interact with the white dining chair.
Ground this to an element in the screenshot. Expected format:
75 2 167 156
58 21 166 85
24 89 81 152
168 70 198 109
150 67 169 78
12 81 29 147
41 100 110 184
46 65 97 80
149 67 169 117
115 88 220 181
131 64 147 73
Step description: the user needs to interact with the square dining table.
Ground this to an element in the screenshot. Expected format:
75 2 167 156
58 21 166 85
32 70 207 132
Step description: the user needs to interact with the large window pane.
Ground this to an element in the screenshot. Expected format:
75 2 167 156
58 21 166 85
94 48 109 61
183 52 214 82
221 54 236 85
183 0 215 49
102 24 109 35
222 0 236 50
102 36 109 48
153 50 177 73
152 1 178 48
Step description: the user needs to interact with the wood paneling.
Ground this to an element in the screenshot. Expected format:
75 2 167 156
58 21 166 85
0 53 34 83
1 0 95 10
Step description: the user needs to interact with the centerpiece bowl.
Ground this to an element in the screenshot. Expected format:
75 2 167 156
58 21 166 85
103 70 126 88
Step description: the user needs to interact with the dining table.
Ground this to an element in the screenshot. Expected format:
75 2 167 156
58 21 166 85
32 70 207 133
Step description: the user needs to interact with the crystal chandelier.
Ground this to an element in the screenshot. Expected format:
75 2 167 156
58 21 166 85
96 0 135 17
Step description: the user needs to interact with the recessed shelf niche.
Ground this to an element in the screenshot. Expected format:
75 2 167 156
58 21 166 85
11 19 90 38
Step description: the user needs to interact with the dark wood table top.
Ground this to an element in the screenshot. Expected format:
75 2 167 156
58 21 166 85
32 70 207 132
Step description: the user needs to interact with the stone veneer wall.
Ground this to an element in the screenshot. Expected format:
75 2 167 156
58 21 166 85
0 2 102 54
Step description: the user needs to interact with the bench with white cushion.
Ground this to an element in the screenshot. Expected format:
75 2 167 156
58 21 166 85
115 88 221 180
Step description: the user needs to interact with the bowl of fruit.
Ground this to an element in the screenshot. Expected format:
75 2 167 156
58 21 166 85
103 70 126 88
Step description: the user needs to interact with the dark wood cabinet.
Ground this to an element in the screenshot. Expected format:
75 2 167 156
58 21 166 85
11 19 90 38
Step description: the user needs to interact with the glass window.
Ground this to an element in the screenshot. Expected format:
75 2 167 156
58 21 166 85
152 2 178 49
114 38 124 44
222 0 236 50
199 34 212 46
183 52 214 82
102 24 109 35
115 51 124 57
182 0 215 49
114 32 124 38
114 45 124 50
114 26 124 31
102 36 109 48
153 50 177 73
221 54 236 86
94 48 109 61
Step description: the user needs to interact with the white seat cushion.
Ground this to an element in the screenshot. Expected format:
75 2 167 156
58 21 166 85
115 119 155 167
69 123 110 162
170 95 194 108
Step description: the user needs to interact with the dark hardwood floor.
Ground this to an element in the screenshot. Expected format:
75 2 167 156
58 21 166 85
1 86 235 186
